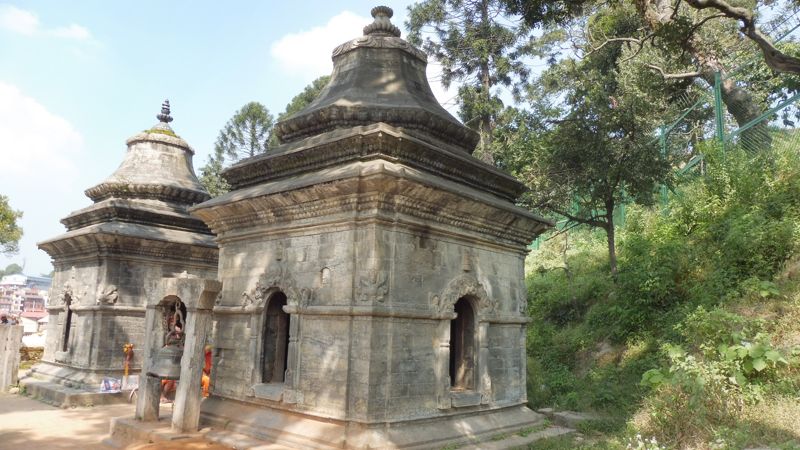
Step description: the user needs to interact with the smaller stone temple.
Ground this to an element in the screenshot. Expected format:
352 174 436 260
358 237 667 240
33 102 218 393
190 6 553 449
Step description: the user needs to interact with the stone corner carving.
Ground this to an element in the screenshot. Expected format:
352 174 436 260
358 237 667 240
96 285 119 305
357 269 388 303
56 267 89 306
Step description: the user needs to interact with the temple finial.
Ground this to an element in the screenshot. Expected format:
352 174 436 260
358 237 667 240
157 99 173 123
363 6 400 37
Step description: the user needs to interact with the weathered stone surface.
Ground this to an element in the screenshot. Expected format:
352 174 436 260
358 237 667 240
33 107 218 397
190 6 553 449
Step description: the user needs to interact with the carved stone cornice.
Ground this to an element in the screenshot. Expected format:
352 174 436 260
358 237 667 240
85 182 210 205
224 124 519 201
331 35 427 63
274 105 478 154
61 200 213 234
38 224 218 266
194 166 550 247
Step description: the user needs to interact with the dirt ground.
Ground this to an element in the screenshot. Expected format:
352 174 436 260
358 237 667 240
0 393 229 450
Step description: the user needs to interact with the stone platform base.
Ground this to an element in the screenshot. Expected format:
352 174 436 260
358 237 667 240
108 409 570 450
29 361 132 390
20 362 135 407
19 377 129 408
200 397 548 449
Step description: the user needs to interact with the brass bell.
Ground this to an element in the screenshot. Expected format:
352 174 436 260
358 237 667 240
148 344 183 380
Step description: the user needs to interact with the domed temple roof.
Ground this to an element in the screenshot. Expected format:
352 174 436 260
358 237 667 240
273 6 480 152
84 100 211 205
218 7 533 204
41 101 214 241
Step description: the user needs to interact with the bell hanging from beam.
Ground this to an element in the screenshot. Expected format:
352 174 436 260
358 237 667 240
148 299 186 380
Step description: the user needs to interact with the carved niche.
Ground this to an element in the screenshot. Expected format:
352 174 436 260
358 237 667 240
431 274 496 315
242 263 315 309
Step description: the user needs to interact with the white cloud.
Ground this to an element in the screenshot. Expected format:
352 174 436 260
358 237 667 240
0 81 83 182
50 23 90 40
0 4 38 35
0 81 85 276
0 4 91 40
271 11 370 78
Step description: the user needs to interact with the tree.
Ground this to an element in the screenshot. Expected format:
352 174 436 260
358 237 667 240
198 79 330 197
198 145 230 198
0 195 22 256
276 75 330 122
269 75 330 146
503 0 800 143
505 0 800 75
0 263 23 277
496 5 673 276
217 102 274 161
407 0 537 163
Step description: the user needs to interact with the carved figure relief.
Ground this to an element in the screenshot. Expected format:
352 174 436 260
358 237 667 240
96 285 119 305
357 269 388 303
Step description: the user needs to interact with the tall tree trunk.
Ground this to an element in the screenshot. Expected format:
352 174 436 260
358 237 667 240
692 46 772 150
605 198 618 278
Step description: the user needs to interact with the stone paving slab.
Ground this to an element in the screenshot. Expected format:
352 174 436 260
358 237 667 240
0 392 134 450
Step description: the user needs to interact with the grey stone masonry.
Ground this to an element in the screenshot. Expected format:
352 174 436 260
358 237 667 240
34 104 218 393
0 325 22 392
190 6 553 449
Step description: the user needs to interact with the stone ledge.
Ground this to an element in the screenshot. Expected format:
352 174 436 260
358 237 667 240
19 378 129 408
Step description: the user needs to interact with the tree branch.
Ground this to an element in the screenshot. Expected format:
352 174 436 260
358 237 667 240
684 0 800 74
646 63 702 79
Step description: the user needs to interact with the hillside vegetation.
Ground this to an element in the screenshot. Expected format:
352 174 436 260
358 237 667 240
525 140 800 449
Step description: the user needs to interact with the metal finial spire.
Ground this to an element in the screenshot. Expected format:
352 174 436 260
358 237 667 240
363 6 400 37
157 99 173 123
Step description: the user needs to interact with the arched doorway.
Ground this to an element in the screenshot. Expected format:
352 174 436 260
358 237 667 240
450 297 475 390
262 291 289 383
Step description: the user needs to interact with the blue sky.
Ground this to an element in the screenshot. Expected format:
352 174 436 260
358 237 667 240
0 1 455 275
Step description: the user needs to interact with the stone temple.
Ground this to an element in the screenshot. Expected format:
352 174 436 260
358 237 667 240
188 6 553 448
34 102 218 391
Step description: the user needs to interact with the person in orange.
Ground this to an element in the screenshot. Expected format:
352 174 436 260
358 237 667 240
201 344 212 397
